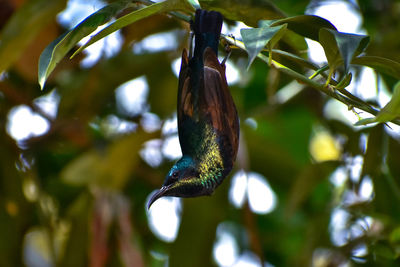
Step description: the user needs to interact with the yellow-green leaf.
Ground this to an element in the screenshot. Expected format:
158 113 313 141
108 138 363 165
61 131 152 189
38 0 132 89
355 81 400 125
352 56 400 79
71 0 195 59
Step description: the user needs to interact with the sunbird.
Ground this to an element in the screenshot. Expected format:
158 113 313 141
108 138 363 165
147 9 239 208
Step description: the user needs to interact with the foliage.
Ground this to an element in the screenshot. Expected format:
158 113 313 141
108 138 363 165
1 0 400 266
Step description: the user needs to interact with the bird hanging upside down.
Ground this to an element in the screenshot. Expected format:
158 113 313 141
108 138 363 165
147 9 239 209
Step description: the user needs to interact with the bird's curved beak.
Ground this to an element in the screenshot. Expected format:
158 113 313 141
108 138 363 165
147 185 170 209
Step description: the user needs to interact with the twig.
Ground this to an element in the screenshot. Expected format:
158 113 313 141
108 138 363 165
221 35 400 126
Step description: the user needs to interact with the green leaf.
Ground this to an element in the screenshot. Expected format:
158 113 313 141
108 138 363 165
270 15 337 42
352 56 400 79
319 28 369 73
279 26 309 52
0 0 66 74
260 18 308 54
319 28 341 73
71 0 195 59
241 23 287 68
355 81 400 125
333 31 369 73
61 131 152 189
259 21 288 50
187 0 201 9
371 81 400 122
335 72 352 90
354 118 376 126
38 0 132 89
199 0 285 27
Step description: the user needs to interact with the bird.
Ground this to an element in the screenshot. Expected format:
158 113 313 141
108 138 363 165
147 9 239 209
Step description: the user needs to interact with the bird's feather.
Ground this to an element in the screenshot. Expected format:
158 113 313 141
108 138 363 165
148 9 239 208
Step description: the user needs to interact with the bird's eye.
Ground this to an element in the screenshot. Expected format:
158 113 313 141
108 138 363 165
171 171 179 179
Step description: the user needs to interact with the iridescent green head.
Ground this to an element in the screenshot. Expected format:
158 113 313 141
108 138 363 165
148 156 212 208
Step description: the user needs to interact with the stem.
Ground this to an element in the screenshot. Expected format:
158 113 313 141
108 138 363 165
309 64 329 79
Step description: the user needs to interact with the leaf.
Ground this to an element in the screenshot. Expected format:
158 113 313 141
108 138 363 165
335 72 352 90
0 0 66 74
260 18 308 54
199 0 285 27
187 0 201 9
71 0 195 59
259 21 288 50
241 24 287 68
61 131 152 189
319 28 341 72
354 118 376 126
38 0 132 89
61 151 101 186
279 26 309 52
319 28 369 73
270 15 337 42
355 81 400 125
352 56 400 79
333 31 369 73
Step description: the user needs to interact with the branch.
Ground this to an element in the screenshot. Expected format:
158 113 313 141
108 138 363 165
162 7 399 126
221 35 400 126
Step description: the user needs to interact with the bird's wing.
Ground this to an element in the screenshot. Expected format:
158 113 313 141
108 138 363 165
177 49 192 119
177 47 239 162
201 47 239 162
177 49 201 156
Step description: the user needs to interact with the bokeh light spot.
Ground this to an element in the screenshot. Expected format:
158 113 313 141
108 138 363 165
309 130 341 162
146 196 181 242
247 172 277 214
115 76 149 116
7 105 50 141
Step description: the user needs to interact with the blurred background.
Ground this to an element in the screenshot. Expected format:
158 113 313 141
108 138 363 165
1 0 400 266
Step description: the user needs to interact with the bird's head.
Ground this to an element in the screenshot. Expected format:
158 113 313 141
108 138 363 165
147 155 211 208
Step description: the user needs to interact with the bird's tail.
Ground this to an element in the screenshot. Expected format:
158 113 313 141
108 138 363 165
192 9 223 59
